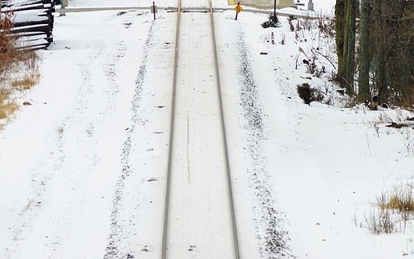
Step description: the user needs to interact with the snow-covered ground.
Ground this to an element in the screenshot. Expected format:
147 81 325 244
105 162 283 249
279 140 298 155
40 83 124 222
1 0 414 258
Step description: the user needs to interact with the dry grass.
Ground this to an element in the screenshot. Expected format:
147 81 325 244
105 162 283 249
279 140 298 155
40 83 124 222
379 187 414 212
365 184 414 234
0 67 40 128
0 101 19 120
0 89 19 123
365 208 396 235
10 72 40 90
0 71 39 127
0 13 41 130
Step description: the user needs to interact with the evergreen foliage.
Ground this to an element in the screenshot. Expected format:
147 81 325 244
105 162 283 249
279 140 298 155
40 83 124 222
261 14 280 28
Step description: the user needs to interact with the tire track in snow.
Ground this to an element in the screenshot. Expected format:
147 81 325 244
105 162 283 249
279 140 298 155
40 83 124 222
1 131 65 259
41 37 127 256
103 40 126 113
1 31 128 258
0 39 109 257
234 29 293 259
0 46 107 255
103 21 155 259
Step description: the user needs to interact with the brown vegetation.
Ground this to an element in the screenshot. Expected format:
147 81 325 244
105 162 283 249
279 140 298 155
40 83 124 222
0 12 40 129
366 184 414 235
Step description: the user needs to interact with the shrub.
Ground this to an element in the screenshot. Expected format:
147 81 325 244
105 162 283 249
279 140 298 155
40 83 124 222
297 83 323 105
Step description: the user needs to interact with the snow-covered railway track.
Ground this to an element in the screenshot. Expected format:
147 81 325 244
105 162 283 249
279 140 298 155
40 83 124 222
161 0 240 258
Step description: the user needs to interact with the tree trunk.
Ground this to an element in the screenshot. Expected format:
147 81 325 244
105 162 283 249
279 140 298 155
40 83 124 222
373 0 390 103
335 0 346 89
335 0 357 95
358 0 372 101
343 0 357 95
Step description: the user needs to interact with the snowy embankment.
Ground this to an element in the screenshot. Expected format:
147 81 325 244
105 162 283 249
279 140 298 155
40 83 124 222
216 6 414 259
230 10 414 259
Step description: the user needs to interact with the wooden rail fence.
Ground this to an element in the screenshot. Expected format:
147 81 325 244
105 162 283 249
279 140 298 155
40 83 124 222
1 0 55 50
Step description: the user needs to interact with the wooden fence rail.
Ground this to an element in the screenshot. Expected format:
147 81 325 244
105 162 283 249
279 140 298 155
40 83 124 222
1 0 55 50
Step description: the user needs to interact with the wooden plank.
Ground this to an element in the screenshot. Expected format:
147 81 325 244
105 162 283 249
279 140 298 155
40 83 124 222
13 9 51 24
11 23 52 35
3 1 54 12
9 30 49 37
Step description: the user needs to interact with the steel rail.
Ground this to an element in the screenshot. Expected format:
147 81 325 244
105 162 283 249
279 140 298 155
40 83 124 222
161 0 181 258
208 0 241 258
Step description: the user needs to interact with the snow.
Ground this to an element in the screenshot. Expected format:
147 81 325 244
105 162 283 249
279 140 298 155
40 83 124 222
13 10 49 24
1 0 414 258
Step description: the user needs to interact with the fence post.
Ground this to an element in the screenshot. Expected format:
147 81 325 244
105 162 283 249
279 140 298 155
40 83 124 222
151 1 157 20
60 0 67 16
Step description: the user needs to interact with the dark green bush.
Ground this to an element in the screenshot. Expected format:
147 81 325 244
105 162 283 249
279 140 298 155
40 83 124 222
297 83 322 105
261 14 280 28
